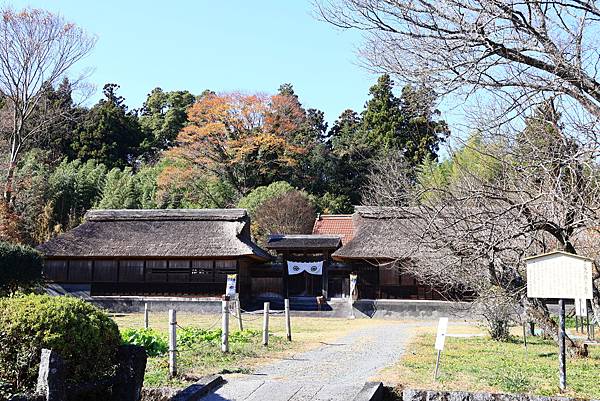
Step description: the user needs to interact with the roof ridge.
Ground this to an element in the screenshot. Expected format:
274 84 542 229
85 208 248 222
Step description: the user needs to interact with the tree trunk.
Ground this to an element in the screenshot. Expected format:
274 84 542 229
3 161 16 206
526 298 588 357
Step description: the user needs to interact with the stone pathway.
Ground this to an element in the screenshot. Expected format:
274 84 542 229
200 322 421 401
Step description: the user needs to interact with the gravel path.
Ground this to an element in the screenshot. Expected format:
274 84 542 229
201 321 422 401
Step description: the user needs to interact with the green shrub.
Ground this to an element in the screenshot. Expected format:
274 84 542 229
0 294 120 397
178 328 259 348
0 241 43 295
121 328 168 357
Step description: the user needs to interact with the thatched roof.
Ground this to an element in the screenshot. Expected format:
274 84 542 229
266 234 342 251
38 209 270 260
332 206 419 260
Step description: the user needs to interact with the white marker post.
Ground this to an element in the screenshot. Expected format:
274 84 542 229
168 309 177 377
525 251 593 392
262 302 270 346
221 298 229 353
285 298 292 341
349 274 357 319
434 317 448 380
144 302 149 329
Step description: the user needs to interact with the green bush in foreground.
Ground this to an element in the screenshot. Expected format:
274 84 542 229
121 328 168 357
0 241 43 296
0 294 120 397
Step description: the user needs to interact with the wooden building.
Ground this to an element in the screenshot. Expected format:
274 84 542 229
37 206 452 301
330 207 447 300
37 209 270 296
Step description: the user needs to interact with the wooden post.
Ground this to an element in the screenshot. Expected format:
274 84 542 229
236 299 243 331
144 302 149 329
529 321 535 336
433 350 441 380
575 314 579 333
262 302 270 346
522 321 528 354
586 302 591 340
168 309 177 378
285 298 292 341
221 299 229 352
558 299 566 391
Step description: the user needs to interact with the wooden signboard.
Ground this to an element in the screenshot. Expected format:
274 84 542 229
525 251 594 392
525 251 593 299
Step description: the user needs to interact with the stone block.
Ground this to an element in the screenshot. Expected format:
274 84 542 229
403 389 427 401
35 349 66 401
113 345 147 401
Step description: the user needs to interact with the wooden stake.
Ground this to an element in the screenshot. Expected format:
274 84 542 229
586 302 591 340
433 350 441 380
221 300 229 353
522 321 528 354
168 309 177 377
285 298 292 341
558 299 566 391
262 302 270 346
236 299 243 331
144 302 149 329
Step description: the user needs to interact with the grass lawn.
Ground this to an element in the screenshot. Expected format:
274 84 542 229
378 328 600 399
113 311 395 388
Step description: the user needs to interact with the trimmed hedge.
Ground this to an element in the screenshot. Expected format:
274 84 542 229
0 241 42 295
0 294 121 397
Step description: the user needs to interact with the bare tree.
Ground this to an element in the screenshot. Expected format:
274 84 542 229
0 7 96 204
362 151 414 207
254 190 316 244
316 1 600 126
364 100 599 354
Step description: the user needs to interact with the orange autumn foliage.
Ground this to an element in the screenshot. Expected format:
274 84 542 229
166 92 307 194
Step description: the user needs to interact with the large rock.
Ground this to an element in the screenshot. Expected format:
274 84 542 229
35 349 66 401
112 345 147 401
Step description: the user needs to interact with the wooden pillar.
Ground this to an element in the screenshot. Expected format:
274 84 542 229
322 250 329 300
282 251 289 299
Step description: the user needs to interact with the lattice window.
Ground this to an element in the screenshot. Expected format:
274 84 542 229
45 260 68 282
146 260 167 282
119 260 144 282
191 260 214 282
168 260 190 283
94 260 118 282
68 260 92 282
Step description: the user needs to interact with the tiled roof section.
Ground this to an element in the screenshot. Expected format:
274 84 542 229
312 215 354 245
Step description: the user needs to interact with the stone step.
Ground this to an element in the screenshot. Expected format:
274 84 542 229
200 380 383 401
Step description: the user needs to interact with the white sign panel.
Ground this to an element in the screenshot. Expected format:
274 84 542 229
349 274 357 297
526 252 593 299
226 274 237 297
575 298 588 317
435 317 448 351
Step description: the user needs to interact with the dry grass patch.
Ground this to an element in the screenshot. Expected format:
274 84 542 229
379 330 600 399
113 312 399 387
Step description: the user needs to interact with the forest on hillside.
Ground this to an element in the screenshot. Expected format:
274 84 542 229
0 70 449 245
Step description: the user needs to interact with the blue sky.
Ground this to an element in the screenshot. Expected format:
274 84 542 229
9 0 380 126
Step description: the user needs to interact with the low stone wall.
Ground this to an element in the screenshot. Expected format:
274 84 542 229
89 296 469 320
354 299 471 319
90 296 223 314
403 389 599 401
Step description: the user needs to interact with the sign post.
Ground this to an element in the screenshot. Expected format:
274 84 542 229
558 299 566 390
349 274 357 319
226 274 237 298
433 317 448 380
525 251 593 392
